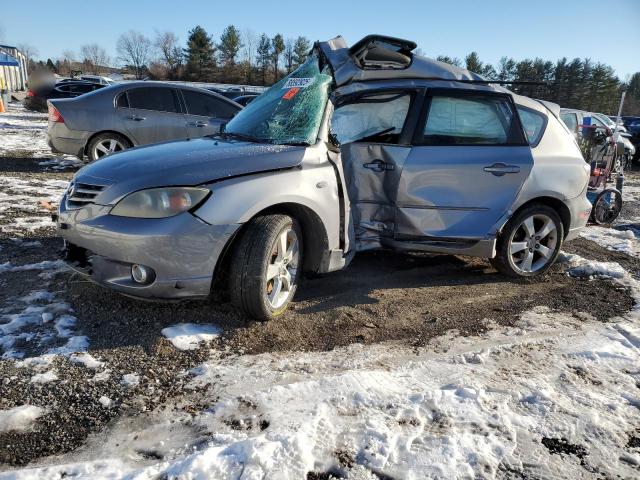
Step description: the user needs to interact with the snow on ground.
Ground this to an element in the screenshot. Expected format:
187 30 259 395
580 226 640 257
0 176 68 235
0 406 46 434
0 102 82 169
161 323 222 351
6 304 640 479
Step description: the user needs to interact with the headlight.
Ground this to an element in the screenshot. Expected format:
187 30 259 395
110 187 210 218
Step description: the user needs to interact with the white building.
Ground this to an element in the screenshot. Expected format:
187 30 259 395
0 44 28 91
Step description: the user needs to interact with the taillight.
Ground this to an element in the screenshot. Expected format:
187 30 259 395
48 105 64 124
27 89 35 97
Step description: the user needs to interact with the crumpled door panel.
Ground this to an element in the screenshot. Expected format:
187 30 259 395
341 143 411 250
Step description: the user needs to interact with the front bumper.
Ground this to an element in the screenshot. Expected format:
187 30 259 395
58 197 240 299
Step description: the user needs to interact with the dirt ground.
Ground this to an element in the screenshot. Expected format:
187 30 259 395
1 154 638 467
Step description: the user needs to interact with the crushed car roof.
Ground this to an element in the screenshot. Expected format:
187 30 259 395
318 35 486 87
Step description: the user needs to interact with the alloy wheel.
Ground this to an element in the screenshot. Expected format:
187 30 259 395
508 213 558 274
265 227 300 309
93 138 125 158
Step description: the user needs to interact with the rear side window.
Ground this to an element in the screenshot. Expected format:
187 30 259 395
517 107 546 146
116 92 129 108
127 87 179 113
421 95 518 145
182 90 238 118
560 112 578 132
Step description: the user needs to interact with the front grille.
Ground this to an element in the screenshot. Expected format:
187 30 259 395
66 182 108 209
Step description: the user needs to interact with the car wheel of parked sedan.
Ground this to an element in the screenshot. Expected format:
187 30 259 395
230 214 303 320
87 133 131 161
491 205 563 277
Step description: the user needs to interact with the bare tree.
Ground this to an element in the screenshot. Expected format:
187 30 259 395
154 31 183 79
58 50 77 77
117 30 152 79
80 44 110 74
17 43 39 63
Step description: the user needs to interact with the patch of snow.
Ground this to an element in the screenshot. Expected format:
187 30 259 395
580 226 640 257
0 103 79 165
30 370 58 384
161 323 222 351
69 352 104 370
0 405 46 433
99 396 114 409
121 373 140 387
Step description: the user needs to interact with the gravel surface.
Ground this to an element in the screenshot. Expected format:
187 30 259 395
1 154 639 469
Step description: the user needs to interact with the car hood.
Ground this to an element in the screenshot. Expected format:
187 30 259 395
74 137 306 205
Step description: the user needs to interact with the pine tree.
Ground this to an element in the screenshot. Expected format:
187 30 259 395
184 26 216 82
271 34 285 81
46 58 57 73
218 25 242 65
293 36 311 68
256 34 271 85
436 56 462 67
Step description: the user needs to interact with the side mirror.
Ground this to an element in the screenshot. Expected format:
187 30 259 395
219 121 227 133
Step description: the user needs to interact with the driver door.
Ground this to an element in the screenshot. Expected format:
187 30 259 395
331 90 418 250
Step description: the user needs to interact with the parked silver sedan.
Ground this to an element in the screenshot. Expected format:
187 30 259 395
46 82 242 161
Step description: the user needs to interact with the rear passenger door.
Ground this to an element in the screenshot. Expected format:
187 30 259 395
395 89 533 239
116 86 188 146
180 89 240 138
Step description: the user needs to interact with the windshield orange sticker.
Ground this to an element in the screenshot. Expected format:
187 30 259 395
283 87 300 100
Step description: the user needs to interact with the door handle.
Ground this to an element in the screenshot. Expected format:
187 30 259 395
186 121 207 128
127 115 146 121
483 163 520 176
363 159 395 172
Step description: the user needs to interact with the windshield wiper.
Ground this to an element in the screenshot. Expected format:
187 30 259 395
213 131 262 143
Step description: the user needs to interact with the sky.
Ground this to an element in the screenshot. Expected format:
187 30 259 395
1 0 639 79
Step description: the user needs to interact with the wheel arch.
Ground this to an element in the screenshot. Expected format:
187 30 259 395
84 130 135 157
506 196 571 239
211 202 330 293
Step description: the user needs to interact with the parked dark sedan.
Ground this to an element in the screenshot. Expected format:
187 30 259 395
24 80 106 112
232 94 259 106
47 82 242 161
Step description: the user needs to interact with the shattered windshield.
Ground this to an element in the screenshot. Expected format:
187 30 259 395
223 54 332 146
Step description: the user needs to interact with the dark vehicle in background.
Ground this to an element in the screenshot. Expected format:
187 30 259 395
620 116 640 162
47 82 242 161
232 94 259 106
24 80 106 112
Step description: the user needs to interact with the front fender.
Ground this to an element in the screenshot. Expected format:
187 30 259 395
194 165 342 250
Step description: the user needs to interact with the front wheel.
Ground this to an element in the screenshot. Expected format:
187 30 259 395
229 214 303 320
491 205 563 277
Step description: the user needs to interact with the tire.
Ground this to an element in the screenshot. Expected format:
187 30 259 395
229 214 303 320
490 205 564 278
87 133 131 161
591 188 622 225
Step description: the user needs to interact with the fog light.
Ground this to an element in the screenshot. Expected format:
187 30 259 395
131 264 153 284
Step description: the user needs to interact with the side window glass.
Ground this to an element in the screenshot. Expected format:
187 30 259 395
116 93 129 108
422 95 515 145
560 113 578 132
127 88 179 113
183 90 238 118
331 94 411 145
517 107 546 146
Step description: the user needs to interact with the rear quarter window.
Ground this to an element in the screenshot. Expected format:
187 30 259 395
517 107 546 147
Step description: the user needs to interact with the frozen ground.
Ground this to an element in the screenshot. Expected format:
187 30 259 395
0 102 82 170
1 105 640 479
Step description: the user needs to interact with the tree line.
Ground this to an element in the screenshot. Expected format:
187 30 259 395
25 24 640 115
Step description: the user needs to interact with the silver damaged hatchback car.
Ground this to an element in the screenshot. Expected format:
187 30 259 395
58 35 592 320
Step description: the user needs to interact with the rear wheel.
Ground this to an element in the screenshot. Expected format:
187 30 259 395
229 214 302 320
491 205 563 277
87 133 131 161
591 188 622 225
